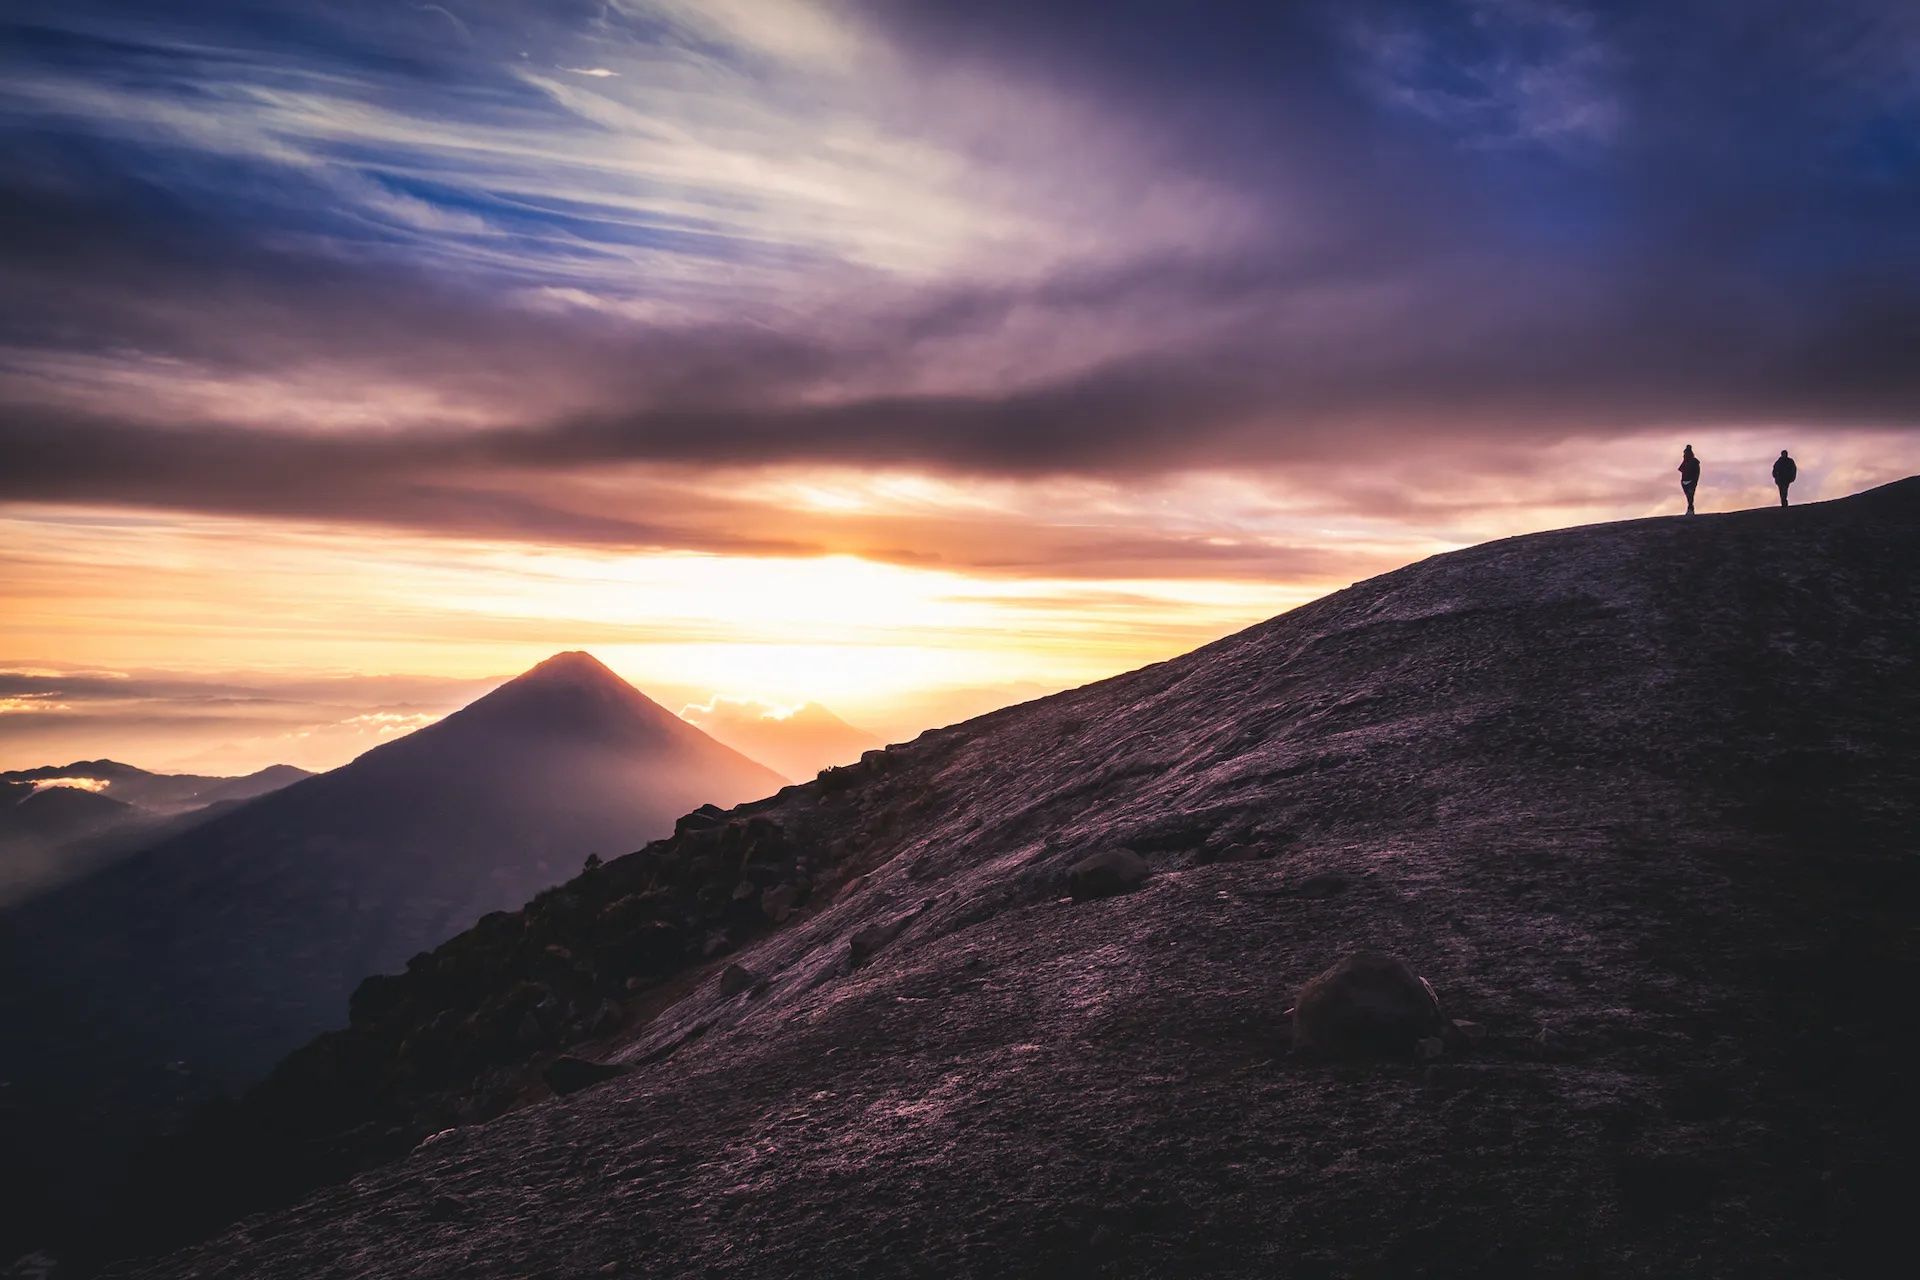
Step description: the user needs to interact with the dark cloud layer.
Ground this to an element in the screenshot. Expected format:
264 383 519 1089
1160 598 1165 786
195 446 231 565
1 0 1916 536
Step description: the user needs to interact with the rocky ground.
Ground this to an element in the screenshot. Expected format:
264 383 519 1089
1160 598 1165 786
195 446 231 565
89 480 1920 1278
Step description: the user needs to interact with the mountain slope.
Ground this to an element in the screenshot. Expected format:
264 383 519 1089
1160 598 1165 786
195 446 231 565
0 761 311 906
0 760 313 814
109 483 1920 1277
4 653 784 1085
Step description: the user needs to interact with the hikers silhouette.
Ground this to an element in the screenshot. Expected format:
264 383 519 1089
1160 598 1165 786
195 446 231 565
1772 450 1797 507
1677 446 1701 515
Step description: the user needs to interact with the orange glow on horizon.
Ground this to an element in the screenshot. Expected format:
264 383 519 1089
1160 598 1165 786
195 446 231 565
5 433 1918 774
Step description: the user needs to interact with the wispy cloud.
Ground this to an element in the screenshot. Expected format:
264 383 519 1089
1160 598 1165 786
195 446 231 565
1 0 1918 762
1345 0 1620 149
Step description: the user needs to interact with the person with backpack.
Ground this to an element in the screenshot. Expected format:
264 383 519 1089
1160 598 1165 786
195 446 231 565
1772 450 1797 507
1677 445 1701 515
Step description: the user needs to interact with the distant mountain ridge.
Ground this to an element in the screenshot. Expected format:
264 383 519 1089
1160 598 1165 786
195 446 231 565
0 759 310 907
4 651 785 1082
0 759 310 814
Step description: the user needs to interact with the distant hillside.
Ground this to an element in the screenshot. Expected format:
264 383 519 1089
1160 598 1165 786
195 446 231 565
0 759 311 813
4 653 783 1080
0 760 310 906
681 699 883 781
95 481 1920 1278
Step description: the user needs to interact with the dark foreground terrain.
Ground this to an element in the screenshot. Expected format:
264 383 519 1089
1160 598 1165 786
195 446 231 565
103 482 1920 1277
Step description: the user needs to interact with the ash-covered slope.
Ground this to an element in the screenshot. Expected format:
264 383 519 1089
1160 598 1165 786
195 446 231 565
123 484 1920 1279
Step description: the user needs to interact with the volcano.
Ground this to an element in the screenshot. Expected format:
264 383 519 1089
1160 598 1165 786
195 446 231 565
4 651 786 1082
50 485 1920 1276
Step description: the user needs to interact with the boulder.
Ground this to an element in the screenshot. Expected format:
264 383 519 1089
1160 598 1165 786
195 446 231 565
762 883 801 924
847 917 909 967
1293 871 1350 899
1291 952 1445 1055
675 804 727 835
543 1055 627 1097
719 963 757 997
348 972 408 1027
1068 850 1151 901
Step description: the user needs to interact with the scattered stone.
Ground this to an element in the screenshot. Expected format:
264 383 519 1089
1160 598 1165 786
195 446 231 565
817 764 858 793
848 917 909 967
1446 1018 1486 1048
676 804 727 835
763 883 800 923
1068 849 1151 901
719 963 757 997
543 1054 627 1097
585 999 623 1036
1292 952 1446 1055
1295 871 1350 899
424 1193 473 1223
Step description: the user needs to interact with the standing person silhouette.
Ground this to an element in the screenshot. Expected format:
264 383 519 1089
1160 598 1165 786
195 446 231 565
1677 445 1701 515
1772 450 1797 507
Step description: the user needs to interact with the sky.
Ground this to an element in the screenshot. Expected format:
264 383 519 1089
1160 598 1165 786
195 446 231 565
2 0 1917 774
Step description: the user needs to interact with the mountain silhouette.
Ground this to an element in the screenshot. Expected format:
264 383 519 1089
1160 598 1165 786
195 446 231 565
0 760 310 906
85 480 1920 1278
4 651 784 1081
0 759 311 814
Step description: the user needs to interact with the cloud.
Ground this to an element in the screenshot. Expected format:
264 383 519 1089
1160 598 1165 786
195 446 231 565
0 694 73 714
28 775 107 792
0 0 1916 570
0 667 491 773
679 696 881 780
337 710 443 736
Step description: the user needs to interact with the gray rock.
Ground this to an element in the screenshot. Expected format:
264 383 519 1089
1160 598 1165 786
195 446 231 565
847 916 908 967
1292 952 1445 1055
543 1054 626 1097
1294 871 1350 899
1068 849 1151 901
763 883 800 923
719 963 757 997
